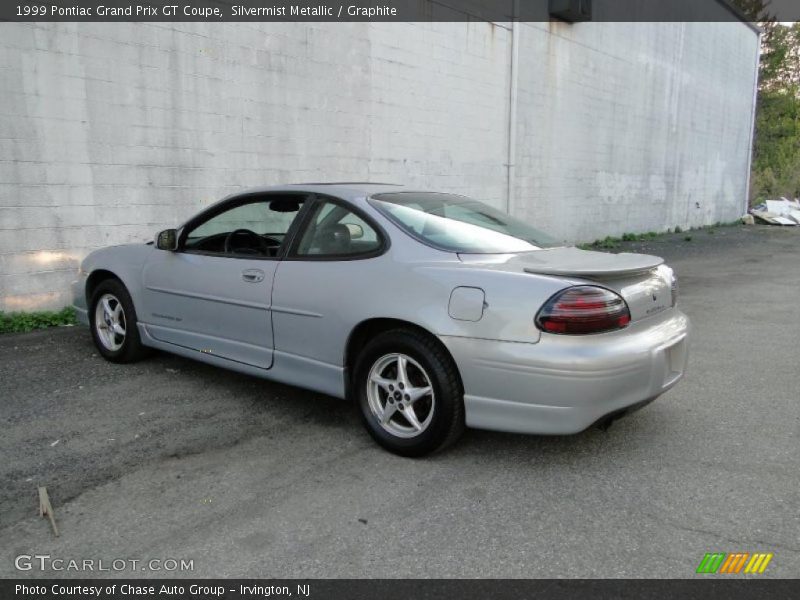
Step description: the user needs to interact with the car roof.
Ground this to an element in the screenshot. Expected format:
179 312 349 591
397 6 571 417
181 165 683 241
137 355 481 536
182 183 421 229
229 182 411 200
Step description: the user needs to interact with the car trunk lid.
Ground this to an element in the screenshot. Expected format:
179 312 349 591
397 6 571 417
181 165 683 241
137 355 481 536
458 247 674 322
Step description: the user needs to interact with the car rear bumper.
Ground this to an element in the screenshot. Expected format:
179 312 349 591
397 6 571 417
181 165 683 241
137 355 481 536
438 308 690 435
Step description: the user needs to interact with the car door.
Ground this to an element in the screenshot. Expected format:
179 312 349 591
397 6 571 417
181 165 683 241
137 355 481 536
140 194 308 369
270 197 387 373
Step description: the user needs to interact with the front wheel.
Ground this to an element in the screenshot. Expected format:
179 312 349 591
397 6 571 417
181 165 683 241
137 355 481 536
89 279 151 363
354 329 465 457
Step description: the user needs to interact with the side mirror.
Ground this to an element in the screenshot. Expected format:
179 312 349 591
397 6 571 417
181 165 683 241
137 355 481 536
156 229 178 251
344 223 364 240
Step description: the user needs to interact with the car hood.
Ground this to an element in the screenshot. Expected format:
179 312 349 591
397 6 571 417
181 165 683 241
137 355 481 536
458 246 663 278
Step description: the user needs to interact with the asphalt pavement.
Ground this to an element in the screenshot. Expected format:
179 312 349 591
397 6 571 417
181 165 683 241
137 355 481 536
0 224 798 578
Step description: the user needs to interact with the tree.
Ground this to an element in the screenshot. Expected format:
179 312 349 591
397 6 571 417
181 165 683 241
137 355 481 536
733 1 800 202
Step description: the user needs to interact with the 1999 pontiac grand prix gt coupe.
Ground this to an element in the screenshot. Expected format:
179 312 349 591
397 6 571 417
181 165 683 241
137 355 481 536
73 183 689 456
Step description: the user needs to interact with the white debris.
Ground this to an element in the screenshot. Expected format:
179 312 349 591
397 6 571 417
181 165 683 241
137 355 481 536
750 198 800 225
49 439 60 447
765 199 800 216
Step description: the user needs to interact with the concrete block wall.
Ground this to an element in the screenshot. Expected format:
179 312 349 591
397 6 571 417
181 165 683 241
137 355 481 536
0 18 757 311
511 21 760 242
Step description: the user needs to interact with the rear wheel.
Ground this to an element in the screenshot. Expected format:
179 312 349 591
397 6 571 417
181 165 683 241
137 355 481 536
354 329 464 456
89 279 151 363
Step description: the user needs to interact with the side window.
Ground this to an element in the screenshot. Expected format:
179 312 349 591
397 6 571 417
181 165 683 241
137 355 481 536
295 201 382 257
183 196 305 257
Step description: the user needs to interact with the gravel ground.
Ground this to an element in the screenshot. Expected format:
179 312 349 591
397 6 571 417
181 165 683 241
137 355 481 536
0 224 798 578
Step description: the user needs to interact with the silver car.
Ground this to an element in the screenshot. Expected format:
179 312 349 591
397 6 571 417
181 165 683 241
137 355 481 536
73 183 690 456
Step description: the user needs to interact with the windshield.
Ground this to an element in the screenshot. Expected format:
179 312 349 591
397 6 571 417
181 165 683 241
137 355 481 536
370 192 559 253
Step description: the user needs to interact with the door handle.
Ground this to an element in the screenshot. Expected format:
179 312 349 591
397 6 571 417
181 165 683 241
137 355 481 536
242 269 265 283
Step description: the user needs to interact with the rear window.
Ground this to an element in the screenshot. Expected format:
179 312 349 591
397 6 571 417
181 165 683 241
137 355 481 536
370 192 559 254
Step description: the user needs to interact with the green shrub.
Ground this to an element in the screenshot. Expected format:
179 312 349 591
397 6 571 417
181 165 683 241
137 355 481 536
591 236 620 249
0 307 77 334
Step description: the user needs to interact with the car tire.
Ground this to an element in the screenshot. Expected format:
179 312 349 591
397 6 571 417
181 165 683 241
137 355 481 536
89 279 151 363
354 328 465 457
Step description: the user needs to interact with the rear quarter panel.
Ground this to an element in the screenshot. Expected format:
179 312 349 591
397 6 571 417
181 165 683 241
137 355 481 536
271 249 570 368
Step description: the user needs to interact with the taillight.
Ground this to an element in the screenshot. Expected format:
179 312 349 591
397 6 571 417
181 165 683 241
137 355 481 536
535 286 631 335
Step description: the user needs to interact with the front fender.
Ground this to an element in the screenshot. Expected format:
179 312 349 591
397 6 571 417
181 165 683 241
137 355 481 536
77 244 155 313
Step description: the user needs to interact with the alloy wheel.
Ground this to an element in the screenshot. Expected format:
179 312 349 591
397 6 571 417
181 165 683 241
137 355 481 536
366 353 436 438
94 293 126 351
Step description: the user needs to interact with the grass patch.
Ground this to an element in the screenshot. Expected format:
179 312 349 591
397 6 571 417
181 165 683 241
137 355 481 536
578 221 741 250
580 231 661 250
0 307 77 334
579 236 621 250
621 231 660 242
